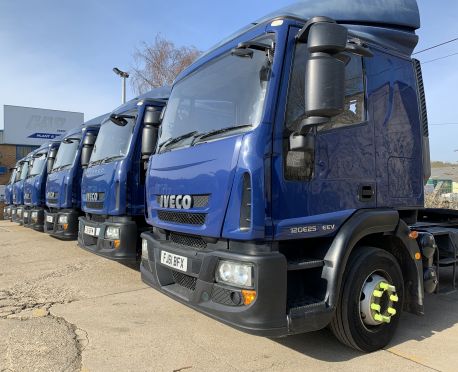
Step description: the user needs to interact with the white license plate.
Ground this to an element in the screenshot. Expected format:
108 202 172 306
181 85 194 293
84 225 96 236
24 212 29 218
46 215 53 223
160 250 188 272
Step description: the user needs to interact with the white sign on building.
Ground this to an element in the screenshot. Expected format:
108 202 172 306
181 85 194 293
3 105 84 146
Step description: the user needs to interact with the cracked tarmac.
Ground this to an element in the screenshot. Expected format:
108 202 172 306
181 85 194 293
1 220 458 371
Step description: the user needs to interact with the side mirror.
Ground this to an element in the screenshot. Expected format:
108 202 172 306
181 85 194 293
47 148 58 174
291 17 372 150
143 106 162 128
141 107 162 160
81 132 97 168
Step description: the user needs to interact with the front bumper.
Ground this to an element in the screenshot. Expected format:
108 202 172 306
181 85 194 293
141 230 293 337
11 205 25 224
3 205 12 220
77 216 138 262
44 209 80 240
21 207 32 226
24 207 45 232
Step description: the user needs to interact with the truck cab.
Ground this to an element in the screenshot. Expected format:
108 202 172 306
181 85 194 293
140 0 428 351
78 88 169 262
3 164 18 220
44 116 104 239
23 140 61 231
11 155 33 224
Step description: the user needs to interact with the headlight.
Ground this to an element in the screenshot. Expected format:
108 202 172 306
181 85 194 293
216 260 254 288
31 211 38 218
58 215 68 224
142 239 149 260
105 226 120 240
18 208 23 216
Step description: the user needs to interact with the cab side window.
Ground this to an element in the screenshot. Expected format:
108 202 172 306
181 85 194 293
319 55 365 131
285 44 366 133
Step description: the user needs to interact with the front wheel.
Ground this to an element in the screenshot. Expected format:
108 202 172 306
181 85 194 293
330 247 404 352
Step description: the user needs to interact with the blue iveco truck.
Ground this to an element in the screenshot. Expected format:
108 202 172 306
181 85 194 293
11 155 33 224
139 0 456 351
3 163 19 220
3 163 18 220
44 115 105 239
78 88 170 262
23 140 61 231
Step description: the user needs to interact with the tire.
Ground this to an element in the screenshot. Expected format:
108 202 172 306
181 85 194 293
330 246 404 352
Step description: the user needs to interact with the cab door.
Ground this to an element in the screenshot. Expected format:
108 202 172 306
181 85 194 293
271 26 376 239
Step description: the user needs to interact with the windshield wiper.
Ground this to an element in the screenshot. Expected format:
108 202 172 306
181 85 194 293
102 155 125 164
159 131 199 152
89 155 125 167
192 125 252 145
52 165 69 173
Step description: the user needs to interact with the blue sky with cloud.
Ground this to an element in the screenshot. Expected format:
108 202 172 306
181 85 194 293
0 0 457 160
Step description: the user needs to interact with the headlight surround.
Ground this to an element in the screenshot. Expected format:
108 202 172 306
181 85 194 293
58 215 68 224
105 226 120 240
141 239 149 260
216 260 254 288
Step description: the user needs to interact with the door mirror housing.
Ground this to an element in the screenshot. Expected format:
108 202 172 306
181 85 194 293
81 132 97 168
143 106 162 128
141 107 162 160
291 17 372 148
47 148 58 174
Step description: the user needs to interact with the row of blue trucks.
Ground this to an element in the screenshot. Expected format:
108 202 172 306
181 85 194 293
3 0 458 352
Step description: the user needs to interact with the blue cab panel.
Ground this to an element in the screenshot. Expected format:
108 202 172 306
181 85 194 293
140 0 426 346
44 116 104 240
78 88 170 261
22 140 61 230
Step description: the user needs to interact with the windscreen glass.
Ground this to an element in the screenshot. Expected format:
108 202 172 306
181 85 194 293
29 151 47 177
53 137 81 170
19 161 30 180
158 35 275 148
9 168 17 184
89 112 136 164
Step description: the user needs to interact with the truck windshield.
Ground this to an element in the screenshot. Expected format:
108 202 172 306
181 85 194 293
19 162 30 180
158 35 274 149
29 152 47 177
53 137 81 171
9 169 17 184
89 113 136 164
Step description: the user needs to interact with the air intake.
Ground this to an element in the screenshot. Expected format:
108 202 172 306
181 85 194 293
413 59 428 137
239 173 252 231
413 58 431 183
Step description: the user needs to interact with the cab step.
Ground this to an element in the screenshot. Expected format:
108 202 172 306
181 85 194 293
287 258 324 271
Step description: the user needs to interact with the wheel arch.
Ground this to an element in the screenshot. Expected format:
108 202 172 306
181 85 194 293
323 209 424 316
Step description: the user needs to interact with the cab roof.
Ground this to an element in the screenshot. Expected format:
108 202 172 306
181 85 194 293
193 0 420 69
112 86 171 115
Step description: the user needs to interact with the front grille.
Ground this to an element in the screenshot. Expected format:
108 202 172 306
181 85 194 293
170 232 207 250
89 214 105 223
82 233 97 246
156 194 210 208
171 270 197 291
158 211 206 225
192 195 210 208
86 201 104 209
211 286 244 306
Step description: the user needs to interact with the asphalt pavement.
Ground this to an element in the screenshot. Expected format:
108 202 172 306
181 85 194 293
1 219 457 371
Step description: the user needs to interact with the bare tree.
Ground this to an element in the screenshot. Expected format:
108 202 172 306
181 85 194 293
131 34 201 94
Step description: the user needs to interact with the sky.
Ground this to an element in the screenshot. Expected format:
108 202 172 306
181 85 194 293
0 0 457 161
